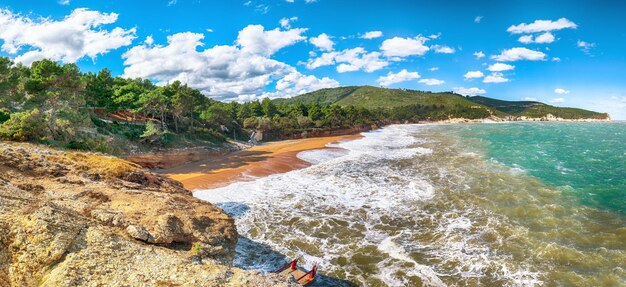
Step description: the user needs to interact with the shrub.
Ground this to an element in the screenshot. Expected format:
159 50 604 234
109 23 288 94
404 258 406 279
0 109 48 142
0 108 10 124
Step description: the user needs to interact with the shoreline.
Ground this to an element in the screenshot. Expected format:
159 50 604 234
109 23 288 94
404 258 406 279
157 119 614 190
161 134 363 190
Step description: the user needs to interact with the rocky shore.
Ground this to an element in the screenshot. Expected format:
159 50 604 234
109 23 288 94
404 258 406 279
0 142 295 286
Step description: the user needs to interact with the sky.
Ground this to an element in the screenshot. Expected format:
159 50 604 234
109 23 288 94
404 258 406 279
0 0 625 119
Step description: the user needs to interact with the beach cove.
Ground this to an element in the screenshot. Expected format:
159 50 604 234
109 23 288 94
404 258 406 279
183 122 625 286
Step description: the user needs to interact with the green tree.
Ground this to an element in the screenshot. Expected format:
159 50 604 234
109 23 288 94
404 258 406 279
137 87 170 130
25 60 83 136
84 68 114 109
261 98 277 117
0 108 47 141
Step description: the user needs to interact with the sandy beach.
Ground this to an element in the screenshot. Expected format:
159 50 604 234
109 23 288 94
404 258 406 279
162 134 362 190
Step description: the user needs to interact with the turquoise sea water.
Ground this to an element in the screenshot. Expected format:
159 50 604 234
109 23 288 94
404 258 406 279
455 122 626 215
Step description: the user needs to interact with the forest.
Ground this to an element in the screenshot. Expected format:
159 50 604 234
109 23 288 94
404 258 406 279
0 57 503 154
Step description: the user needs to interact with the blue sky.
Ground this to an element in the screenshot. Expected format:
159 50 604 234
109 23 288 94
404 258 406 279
1 0 625 119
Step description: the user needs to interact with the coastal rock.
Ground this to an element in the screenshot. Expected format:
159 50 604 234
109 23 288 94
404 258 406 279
0 142 295 286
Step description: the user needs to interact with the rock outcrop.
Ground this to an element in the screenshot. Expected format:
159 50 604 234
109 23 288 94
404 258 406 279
0 142 294 286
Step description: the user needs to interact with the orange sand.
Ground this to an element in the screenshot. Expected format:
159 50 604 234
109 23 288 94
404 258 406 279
163 134 362 190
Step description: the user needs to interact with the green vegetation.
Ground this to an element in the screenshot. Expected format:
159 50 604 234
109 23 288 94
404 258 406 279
0 57 608 155
466 96 609 119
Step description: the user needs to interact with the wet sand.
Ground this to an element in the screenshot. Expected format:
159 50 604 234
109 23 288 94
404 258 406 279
162 134 362 190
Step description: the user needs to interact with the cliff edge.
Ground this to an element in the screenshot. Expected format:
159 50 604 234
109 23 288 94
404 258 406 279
0 142 294 286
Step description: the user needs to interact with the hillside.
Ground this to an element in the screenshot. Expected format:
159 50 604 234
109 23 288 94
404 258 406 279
276 86 609 120
275 86 484 109
467 96 609 119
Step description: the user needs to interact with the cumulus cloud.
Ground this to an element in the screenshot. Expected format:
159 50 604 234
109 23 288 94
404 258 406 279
309 33 334 51
305 47 388 73
483 72 509 83
361 31 383 39
454 87 486 96
464 70 484 79
428 67 439 71
122 26 337 101
507 18 577 34
262 70 339 98
380 36 429 57
554 88 570 94
577 40 595 54
491 47 546 61
236 24 307 56
431 45 455 54
473 51 485 59
377 69 420 86
0 8 136 65
518 32 555 44
474 16 483 23
59 0 70 5
418 78 445 85
144 35 154 46
279 16 298 29
487 62 515 72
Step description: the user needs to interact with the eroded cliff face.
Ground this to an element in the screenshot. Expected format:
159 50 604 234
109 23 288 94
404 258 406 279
0 142 294 287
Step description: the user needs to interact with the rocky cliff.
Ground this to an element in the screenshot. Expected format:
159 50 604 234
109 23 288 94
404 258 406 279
0 142 294 286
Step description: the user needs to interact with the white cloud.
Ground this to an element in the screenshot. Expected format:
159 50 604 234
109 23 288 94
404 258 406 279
535 32 555 43
305 47 388 73
464 70 484 79
577 40 595 54
483 72 509 83
419 78 445 85
279 16 298 29
552 57 561 62
428 67 439 71
524 97 538 101
236 24 307 56
309 33 334 51
507 18 577 34
554 88 570 94
431 45 455 54
0 8 136 65
473 51 485 59
167 0 177 6
518 32 555 44
454 87 486 96
487 62 515 72
548 97 565 103
491 47 546 61
474 16 483 23
59 0 70 5
377 69 421 86
518 35 533 44
263 70 339 99
122 26 336 101
428 33 441 39
380 36 429 57
361 31 383 39
144 35 154 46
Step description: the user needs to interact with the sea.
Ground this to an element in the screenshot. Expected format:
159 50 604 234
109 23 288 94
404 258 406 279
194 122 626 287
